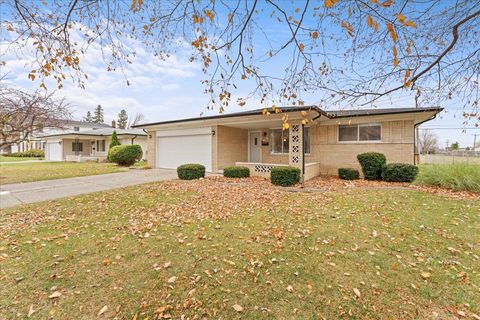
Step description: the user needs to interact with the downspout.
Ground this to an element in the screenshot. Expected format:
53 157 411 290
131 135 137 144
413 113 439 165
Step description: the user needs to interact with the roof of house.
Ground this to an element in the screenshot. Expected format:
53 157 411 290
39 128 147 138
59 119 111 128
133 106 443 128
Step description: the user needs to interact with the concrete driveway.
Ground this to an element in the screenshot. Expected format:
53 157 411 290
0 169 178 209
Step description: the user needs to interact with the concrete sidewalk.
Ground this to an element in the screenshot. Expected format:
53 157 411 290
0 169 178 209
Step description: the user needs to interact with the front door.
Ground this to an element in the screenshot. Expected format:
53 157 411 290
249 132 262 163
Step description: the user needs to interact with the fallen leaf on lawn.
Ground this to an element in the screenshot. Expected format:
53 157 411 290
164 261 172 269
98 305 108 316
233 304 243 312
353 288 361 298
457 310 466 317
28 305 35 317
48 291 62 299
421 271 431 279
286 285 294 292
167 276 177 283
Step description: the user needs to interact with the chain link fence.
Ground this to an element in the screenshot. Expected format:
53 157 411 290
420 151 480 164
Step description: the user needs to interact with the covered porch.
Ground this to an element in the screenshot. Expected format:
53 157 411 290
211 109 322 181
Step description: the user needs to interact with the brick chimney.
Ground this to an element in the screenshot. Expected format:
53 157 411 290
111 119 116 128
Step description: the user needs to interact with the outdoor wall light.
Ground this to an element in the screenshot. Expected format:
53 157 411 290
211 130 216 136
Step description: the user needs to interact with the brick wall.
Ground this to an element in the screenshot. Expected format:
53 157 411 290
215 125 248 170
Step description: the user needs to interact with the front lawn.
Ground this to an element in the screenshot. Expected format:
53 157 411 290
0 156 44 162
1 180 478 319
415 163 480 192
0 162 128 184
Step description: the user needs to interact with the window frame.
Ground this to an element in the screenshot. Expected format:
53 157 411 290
96 139 106 152
269 128 289 155
337 123 382 143
72 142 83 152
269 126 311 155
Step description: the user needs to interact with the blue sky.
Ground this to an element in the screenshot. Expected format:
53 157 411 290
1 1 478 149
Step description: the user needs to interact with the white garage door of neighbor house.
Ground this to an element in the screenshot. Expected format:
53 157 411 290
47 142 63 161
156 129 212 171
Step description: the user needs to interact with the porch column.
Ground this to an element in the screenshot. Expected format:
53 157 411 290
288 121 304 183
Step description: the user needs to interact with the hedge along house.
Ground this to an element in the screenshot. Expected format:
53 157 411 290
133 106 442 181
40 128 148 162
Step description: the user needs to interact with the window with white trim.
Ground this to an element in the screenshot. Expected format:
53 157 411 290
339 123 381 142
72 142 83 152
270 129 289 154
96 140 106 152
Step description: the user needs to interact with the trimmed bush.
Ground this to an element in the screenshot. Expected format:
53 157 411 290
357 152 386 180
108 144 143 166
338 168 360 180
177 163 205 180
382 163 419 182
270 166 301 187
6 149 45 158
108 131 121 162
223 166 250 178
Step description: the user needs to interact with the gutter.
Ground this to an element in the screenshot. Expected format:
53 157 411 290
413 110 441 165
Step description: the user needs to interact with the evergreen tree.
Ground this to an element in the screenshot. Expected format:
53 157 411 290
109 130 121 149
117 109 128 129
84 111 93 122
93 105 104 123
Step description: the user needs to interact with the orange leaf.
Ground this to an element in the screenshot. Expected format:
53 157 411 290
393 46 399 67
367 15 373 27
404 69 411 87
341 21 355 37
298 43 305 52
324 0 339 8
311 31 319 39
382 0 394 6
205 10 214 22
386 23 398 42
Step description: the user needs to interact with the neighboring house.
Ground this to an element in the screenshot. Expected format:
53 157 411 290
133 106 442 180
40 127 148 162
10 120 111 153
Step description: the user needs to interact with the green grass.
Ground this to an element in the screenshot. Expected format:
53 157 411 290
0 156 44 162
1 181 478 319
0 162 128 184
415 163 480 192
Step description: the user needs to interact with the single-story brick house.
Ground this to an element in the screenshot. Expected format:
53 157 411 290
133 106 442 180
40 128 148 162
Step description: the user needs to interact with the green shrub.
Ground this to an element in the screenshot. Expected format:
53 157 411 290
108 144 143 166
414 164 480 192
382 163 418 182
177 163 206 180
338 168 360 180
223 166 250 178
270 166 301 187
6 149 45 158
108 131 121 161
357 152 386 180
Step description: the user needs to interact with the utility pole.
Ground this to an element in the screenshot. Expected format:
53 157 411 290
473 134 479 151
445 139 449 152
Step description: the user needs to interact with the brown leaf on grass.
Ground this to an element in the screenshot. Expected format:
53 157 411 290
286 285 294 292
28 305 35 317
353 288 361 298
97 305 108 316
167 276 177 283
48 291 62 299
233 304 244 312
421 271 431 279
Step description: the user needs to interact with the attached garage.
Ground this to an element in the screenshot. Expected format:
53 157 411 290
156 127 212 171
46 141 63 161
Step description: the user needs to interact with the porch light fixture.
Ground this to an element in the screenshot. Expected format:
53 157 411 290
211 129 216 136
261 131 269 145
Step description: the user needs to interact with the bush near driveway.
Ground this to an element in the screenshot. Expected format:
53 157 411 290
270 166 301 186
357 152 386 180
108 144 143 166
223 166 250 178
382 163 418 182
338 168 360 180
177 163 206 180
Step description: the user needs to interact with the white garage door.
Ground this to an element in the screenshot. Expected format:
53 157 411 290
46 142 63 161
156 128 212 171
